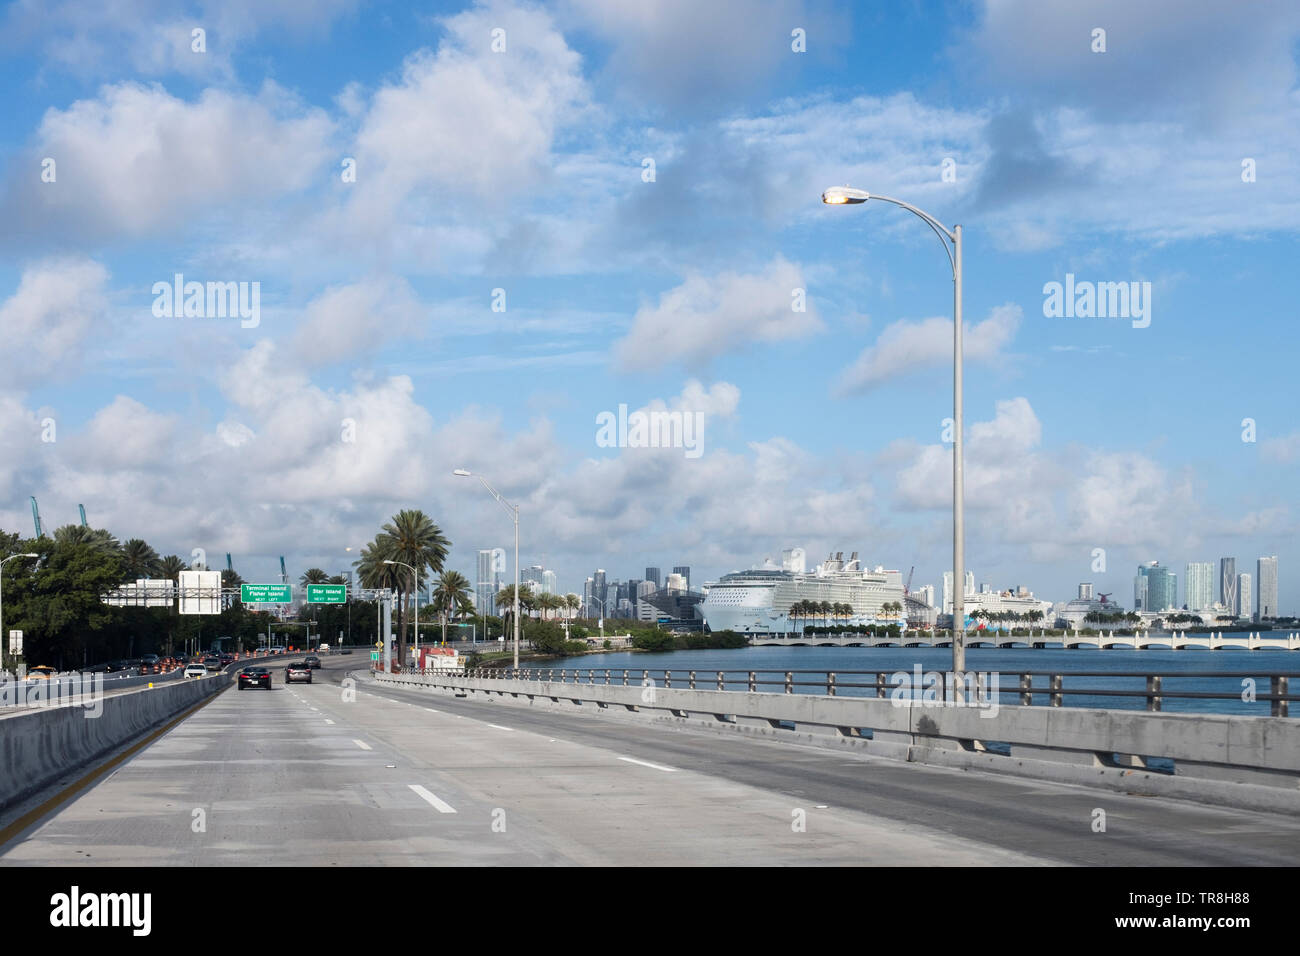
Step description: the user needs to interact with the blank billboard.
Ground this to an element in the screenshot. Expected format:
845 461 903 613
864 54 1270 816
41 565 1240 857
179 570 222 615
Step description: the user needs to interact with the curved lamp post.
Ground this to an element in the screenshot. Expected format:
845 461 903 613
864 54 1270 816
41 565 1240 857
454 469 521 669
822 185 967 682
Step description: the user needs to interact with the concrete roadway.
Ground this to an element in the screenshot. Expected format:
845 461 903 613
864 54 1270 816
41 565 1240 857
2 655 1299 866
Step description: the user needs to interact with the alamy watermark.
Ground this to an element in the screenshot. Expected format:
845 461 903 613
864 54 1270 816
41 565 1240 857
595 404 704 459
152 273 260 328
1042 273 1151 328
2 668 103 717
889 666 1000 717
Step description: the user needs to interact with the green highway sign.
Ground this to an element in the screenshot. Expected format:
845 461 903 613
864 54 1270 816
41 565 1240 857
241 583 292 604
306 584 347 604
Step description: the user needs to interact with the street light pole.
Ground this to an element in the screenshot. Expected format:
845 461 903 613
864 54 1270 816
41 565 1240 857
822 186 966 683
384 560 419 668
453 469 521 670
0 553 39 671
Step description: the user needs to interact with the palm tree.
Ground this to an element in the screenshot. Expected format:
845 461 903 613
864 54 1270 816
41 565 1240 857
121 538 161 581
53 524 120 555
159 554 187 579
564 593 581 619
536 592 561 620
431 571 473 644
300 568 330 587
494 583 535 641
355 510 450 665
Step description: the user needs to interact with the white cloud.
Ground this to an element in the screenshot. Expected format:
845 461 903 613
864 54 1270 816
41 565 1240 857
0 258 109 386
290 276 423 367
6 82 334 240
1261 431 1300 464
838 304 1020 393
616 257 821 369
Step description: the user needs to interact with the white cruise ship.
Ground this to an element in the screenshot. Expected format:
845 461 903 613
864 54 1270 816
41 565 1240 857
697 549 906 634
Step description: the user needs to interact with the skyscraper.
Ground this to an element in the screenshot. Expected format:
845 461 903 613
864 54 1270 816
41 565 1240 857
1185 562 1214 611
644 567 660 588
542 569 557 595
1257 556 1278 620
1135 562 1176 612
672 566 691 591
476 549 505 618
942 571 976 615
1220 557 1237 613
1237 573 1252 621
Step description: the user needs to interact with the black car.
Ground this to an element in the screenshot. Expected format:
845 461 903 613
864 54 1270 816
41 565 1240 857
303 655 321 670
238 666 272 690
285 662 312 684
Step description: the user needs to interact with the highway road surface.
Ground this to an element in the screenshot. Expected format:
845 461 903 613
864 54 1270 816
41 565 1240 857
2 656 1299 866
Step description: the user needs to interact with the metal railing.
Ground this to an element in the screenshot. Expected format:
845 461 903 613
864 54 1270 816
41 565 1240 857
414 667 1299 717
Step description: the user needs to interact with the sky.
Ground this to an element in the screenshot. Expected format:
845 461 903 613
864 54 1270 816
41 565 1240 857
0 0 1297 611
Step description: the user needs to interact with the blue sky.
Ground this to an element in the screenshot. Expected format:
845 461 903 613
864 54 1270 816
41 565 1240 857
0 0 1298 612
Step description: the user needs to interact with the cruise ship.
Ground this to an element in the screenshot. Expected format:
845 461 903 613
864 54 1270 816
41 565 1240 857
697 549 906 634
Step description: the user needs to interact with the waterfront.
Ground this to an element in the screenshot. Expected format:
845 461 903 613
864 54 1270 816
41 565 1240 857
525 643 1298 717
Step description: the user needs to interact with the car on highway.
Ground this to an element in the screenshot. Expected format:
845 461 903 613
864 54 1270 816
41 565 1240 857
183 664 208 679
202 656 221 672
285 662 312 684
104 659 132 673
340 648 352 655
318 643 330 653
238 666 272 690
303 655 321 670
218 653 235 666
27 665 57 679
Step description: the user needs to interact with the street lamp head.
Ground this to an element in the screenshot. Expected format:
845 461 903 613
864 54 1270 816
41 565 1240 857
822 185 869 205
23 553 38 558
453 469 471 477
383 560 396 566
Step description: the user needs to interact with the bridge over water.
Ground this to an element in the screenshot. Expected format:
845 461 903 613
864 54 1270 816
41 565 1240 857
749 630 1300 651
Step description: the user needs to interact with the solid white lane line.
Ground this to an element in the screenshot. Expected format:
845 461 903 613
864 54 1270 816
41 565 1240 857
618 756 678 773
324 719 335 725
408 784 457 813
424 708 439 713
487 724 513 732
352 739 372 750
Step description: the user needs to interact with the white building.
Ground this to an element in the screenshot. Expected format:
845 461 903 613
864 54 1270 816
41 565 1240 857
1184 562 1215 612
1257 556 1278 620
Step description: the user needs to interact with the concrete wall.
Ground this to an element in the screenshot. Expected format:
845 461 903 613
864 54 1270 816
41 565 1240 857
374 671 1300 814
0 672 231 812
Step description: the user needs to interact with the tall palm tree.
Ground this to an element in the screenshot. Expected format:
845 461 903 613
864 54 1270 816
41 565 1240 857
300 568 330 588
53 524 120 555
564 593 581 619
494 583 535 640
159 554 187 579
536 592 562 620
121 538 162 581
818 600 831 628
355 510 450 665
431 570 473 644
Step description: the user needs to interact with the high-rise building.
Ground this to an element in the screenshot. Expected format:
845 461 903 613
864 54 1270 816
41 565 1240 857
672 566 691 591
1257 556 1278 620
666 573 687 592
542 569 557 595
1237 573 1252 621
1185 562 1214 612
1220 558 1237 613
916 585 935 608
942 571 976 615
644 567 660 588
476 549 505 617
1135 562 1176 612
1078 583 1094 600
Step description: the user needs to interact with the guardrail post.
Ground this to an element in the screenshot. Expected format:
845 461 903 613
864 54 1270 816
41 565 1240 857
785 671 793 694
1050 674 1063 708
642 670 650 689
623 669 629 686
717 670 725 691
605 669 611 685
1273 676 1289 717
665 670 672 688
1146 675 1162 712
748 671 756 692
875 672 886 699
827 673 836 696
1019 673 1032 707
689 670 696 690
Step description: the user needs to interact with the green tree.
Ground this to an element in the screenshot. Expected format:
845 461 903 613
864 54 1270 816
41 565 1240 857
120 539 162 580
431 570 473 644
300 568 330 587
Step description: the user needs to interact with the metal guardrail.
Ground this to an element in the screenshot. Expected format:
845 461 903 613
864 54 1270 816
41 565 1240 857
420 667 1299 717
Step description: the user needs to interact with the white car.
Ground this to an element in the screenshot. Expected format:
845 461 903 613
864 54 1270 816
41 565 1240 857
183 664 208 679
318 643 330 653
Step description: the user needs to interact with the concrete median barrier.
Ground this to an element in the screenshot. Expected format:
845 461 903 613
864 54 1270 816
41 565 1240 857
0 671 232 812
